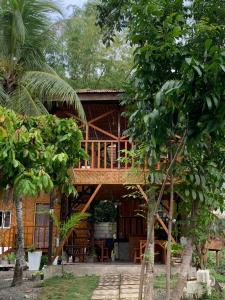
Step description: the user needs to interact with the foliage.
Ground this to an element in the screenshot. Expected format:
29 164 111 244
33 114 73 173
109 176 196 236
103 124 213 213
47 1 132 89
4 252 16 262
27 245 37 253
0 0 84 118
171 243 183 257
40 255 48 271
50 211 89 239
94 200 117 223
0 106 83 199
97 0 225 239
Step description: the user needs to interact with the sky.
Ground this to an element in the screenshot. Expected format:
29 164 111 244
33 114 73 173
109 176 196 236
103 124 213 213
60 0 87 16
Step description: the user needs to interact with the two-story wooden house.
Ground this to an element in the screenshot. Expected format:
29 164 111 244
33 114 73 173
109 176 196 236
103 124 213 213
0 90 172 264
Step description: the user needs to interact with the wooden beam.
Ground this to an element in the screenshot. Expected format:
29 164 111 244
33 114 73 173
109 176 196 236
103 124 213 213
89 110 116 124
52 184 102 263
137 185 148 201
81 184 102 213
156 214 176 244
89 123 118 140
136 184 176 243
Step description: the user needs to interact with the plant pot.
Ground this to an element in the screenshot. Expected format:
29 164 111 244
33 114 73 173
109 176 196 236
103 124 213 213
28 251 42 271
32 273 44 281
94 222 117 239
1 260 8 266
86 255 97 263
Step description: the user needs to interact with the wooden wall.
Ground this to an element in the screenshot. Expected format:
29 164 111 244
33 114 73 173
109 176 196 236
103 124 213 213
0 193 60 249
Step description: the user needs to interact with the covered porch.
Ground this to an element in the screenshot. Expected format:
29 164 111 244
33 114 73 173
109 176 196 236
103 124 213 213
59 184 175 265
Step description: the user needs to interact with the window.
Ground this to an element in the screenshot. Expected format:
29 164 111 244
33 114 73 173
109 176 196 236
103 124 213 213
0 211 11 228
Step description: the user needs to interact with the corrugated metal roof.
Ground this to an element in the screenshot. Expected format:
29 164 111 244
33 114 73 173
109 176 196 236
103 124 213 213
77 89 124 93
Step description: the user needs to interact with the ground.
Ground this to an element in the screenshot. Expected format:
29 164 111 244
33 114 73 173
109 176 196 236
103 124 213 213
0 271 41 300
0 270 177 300
0 271 98 300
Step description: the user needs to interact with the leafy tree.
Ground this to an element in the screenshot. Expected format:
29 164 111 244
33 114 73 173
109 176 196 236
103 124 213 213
0 106 84 286
0 0 84 118
97 1 225 299
47 1 132 89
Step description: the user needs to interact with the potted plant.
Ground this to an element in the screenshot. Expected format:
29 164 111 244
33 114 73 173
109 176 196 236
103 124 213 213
50 211 89 274
171 243 184 266
4 252 16 264
28 245 42 271
86 249 97 263
94 200 117 239
31 271 44 281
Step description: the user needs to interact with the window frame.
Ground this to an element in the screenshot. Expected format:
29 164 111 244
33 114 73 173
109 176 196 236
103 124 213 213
0 211 12 229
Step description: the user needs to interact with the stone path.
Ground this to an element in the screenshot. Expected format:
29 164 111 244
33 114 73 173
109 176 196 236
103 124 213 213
91 274 141 300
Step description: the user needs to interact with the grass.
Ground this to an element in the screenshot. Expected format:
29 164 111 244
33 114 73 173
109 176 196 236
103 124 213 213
154 274 177 289
37 274 99 300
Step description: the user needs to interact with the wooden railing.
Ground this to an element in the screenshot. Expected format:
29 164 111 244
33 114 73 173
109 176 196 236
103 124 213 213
76 140 135 170
0 225 53 257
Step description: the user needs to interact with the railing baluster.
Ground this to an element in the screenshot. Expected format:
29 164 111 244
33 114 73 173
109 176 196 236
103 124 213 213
98 142 101 169
104 142 107 169
91 142 94 168
110 142 113 169
125 141 128 169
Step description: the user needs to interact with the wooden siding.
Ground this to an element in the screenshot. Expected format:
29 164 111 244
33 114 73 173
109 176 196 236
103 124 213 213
0 193 60 251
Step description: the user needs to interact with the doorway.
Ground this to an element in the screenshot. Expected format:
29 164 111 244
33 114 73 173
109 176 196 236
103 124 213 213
34 204 50 248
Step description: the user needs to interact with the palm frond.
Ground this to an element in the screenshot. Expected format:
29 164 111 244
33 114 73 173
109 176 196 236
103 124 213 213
7 85 49 116
22 71 85 120
0 84 8 105
14 9 26 44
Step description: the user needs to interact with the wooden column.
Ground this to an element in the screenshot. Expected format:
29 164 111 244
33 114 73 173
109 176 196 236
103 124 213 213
48 192 54 265
118 109 121 169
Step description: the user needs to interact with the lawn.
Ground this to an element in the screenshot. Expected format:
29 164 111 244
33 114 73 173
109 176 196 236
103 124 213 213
37 274 99 300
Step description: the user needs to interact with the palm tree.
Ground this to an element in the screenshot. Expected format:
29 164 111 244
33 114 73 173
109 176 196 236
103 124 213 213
0 0 85 119
0 0 85 287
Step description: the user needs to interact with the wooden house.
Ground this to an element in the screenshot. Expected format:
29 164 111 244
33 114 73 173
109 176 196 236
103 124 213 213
0 89 172 264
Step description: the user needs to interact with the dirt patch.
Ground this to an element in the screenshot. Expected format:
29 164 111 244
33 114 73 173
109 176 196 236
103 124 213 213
0 271 42 300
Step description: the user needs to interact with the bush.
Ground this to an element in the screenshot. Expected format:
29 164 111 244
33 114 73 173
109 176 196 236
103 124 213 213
39 255 48 270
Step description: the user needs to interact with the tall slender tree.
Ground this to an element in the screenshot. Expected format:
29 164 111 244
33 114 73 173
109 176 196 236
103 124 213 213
97 1 225 299
0 0 84 118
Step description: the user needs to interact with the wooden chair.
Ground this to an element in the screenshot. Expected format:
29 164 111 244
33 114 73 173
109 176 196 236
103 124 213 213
133 240 146 263
94 240 109 262
133 239 167 264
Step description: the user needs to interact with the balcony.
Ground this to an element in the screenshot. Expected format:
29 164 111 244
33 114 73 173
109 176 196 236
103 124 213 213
73 140 147 185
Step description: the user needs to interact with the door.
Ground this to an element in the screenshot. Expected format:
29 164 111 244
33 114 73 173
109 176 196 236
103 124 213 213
34 204 50 248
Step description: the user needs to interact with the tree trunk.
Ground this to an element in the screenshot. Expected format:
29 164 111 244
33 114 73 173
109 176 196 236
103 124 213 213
12 196 25 287
166 150 174 300
48 191 55 265
144 210 155 300
170 238 193 300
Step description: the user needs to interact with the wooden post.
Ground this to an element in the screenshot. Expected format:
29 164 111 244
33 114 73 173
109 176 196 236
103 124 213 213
48 192 55 265
118 109 121 169
166 148 174 300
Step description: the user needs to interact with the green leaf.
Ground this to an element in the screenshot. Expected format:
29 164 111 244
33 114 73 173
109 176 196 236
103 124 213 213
191 190 197 200
195 174 201 186
198 191 204 202
185 189 190 197
206 96 212 110
185 57 192 65
193 66 202 77
220 64 225 72
205 39 212 50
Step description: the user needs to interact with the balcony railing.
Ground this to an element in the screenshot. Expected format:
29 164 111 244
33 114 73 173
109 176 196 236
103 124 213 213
0 225 57 256
76 140 135 170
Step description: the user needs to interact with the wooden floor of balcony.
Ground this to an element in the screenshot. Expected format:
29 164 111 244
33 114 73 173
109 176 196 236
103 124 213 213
72 168 147 185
